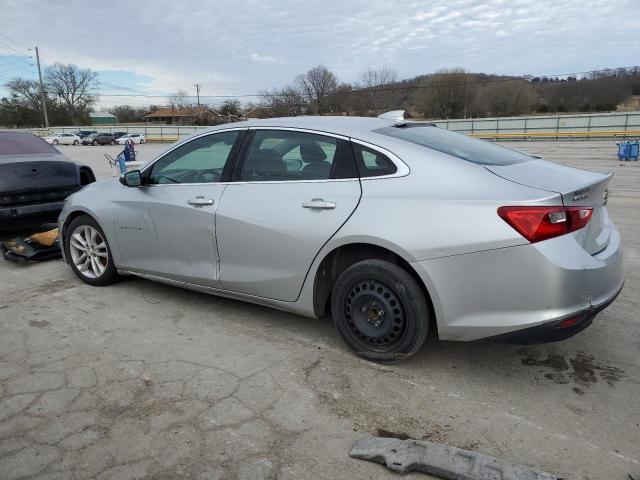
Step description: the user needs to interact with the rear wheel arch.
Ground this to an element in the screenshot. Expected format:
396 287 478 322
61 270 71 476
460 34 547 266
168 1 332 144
312 242 436 333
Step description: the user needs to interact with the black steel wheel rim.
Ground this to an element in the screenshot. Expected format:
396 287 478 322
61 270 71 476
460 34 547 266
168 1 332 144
344 278 406 349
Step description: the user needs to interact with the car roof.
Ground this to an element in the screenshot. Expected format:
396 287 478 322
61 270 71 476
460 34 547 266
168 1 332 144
203 116 402 143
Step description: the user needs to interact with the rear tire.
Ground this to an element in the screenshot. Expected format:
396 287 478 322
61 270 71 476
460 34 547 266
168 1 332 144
331 259 429 363
52 139 59 145
92 140 98 146
73 140 79 145
65 215 120 286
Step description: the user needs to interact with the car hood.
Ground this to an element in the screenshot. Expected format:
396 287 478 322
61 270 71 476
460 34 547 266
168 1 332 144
0 154 79 194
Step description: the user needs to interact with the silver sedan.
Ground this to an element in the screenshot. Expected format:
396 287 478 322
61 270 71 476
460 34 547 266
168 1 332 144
58 115 624 362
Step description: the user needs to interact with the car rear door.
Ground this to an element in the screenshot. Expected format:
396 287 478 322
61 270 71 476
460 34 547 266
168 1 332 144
113 129 245 287
215 128 361 301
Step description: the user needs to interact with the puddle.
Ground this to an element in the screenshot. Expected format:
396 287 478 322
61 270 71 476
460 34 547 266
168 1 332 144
519 350 623 387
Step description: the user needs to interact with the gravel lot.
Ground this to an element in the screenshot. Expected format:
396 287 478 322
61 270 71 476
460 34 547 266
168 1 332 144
0 140 638 479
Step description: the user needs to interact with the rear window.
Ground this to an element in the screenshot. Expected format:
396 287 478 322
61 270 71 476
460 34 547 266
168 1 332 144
0 133 58 156
374 125 532 166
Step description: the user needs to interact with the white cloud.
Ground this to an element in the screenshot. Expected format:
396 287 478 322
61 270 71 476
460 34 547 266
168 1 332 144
0 0 638 107
251 53 278 64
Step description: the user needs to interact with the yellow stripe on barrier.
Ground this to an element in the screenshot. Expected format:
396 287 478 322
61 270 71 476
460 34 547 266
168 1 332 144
470 130 640 139
145 136 180 142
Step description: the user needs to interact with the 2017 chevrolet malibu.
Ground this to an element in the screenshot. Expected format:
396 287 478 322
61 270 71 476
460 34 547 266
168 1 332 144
58 115 624 361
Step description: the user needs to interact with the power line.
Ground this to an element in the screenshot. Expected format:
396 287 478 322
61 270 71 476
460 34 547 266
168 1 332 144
0 32 31 52
0 57 35 74
0 40 32 59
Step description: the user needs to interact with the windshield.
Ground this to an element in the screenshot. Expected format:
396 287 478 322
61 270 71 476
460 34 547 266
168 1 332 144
0 133 59 156
374 124 532 166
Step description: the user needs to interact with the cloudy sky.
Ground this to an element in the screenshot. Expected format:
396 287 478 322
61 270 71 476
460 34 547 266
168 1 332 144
0 0 638 108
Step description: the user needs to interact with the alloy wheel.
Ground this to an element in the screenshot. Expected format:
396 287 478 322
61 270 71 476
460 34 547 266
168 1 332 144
68 225 109 279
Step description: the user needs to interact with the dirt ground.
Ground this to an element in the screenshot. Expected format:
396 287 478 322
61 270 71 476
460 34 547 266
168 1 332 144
0 140 638 479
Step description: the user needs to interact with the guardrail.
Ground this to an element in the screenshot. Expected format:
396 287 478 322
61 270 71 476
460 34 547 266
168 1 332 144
432 111 640 140
27 110 640 142
470 129 640 141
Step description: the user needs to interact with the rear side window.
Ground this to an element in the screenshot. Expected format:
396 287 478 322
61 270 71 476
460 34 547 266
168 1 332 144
374 125 532 166
352 143 397 177
241 130 357 181
0 133 58 155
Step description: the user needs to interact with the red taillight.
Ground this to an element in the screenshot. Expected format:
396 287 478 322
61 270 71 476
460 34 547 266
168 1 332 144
557 316 581 329
497 206 593 243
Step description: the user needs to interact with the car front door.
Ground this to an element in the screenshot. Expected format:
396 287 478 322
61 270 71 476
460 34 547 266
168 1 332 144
113 129 245 287
216 128 362 301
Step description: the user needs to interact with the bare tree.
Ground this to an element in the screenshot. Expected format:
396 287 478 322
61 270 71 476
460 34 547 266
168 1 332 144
261 86 305 116
44 63 99 122
481 80 534 117
218 99 242 119
4 78 42 110
295 65 338 114
169 89 189 113
357 66 399 112
413 67 471 119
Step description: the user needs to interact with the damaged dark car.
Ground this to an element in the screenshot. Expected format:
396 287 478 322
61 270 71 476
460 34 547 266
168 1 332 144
0 132 95 230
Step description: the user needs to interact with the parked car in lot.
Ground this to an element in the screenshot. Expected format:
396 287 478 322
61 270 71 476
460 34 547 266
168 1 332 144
112 131 128 140
1 132 95 230
74 130 97 140
82 133 116 145
43 133 81 146
58 115 624 361
117 133 145 144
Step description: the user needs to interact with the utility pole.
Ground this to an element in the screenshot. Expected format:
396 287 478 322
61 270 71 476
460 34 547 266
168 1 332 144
35 46 49 128
194 83 201 107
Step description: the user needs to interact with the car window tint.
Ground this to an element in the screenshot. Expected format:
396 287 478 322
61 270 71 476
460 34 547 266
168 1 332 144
351 144 397 177
0 133 58 155
242 130 355 181
149 131 240 184
374 125 532 166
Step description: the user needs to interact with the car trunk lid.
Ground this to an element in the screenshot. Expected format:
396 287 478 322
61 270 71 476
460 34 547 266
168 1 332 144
0 156 79 196
486 159 612 254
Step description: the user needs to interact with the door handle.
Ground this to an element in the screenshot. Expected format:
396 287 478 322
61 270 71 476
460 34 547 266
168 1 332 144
187 196 214 207
301 198 336 210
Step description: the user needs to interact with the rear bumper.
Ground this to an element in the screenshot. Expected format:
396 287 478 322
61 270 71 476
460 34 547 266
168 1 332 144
0 202 65 229
480 281 623 344
411 226 624 342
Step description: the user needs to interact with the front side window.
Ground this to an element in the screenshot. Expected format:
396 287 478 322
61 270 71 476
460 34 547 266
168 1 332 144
241 130 357 181
149 130 240 184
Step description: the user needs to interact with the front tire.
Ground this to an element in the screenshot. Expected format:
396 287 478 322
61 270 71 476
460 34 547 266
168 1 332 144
331 259 429 363
65 215 120 286
139 139 144 144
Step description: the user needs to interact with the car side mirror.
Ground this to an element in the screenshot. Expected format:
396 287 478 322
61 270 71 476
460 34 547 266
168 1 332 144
120 170 143 187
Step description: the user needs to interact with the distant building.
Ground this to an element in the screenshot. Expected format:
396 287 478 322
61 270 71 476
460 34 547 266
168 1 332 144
143 106 243 125
89 112 117 125
244 107 275 119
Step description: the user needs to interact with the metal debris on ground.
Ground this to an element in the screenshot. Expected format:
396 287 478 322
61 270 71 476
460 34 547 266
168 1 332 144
0 228 61 262
350 436 560 480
